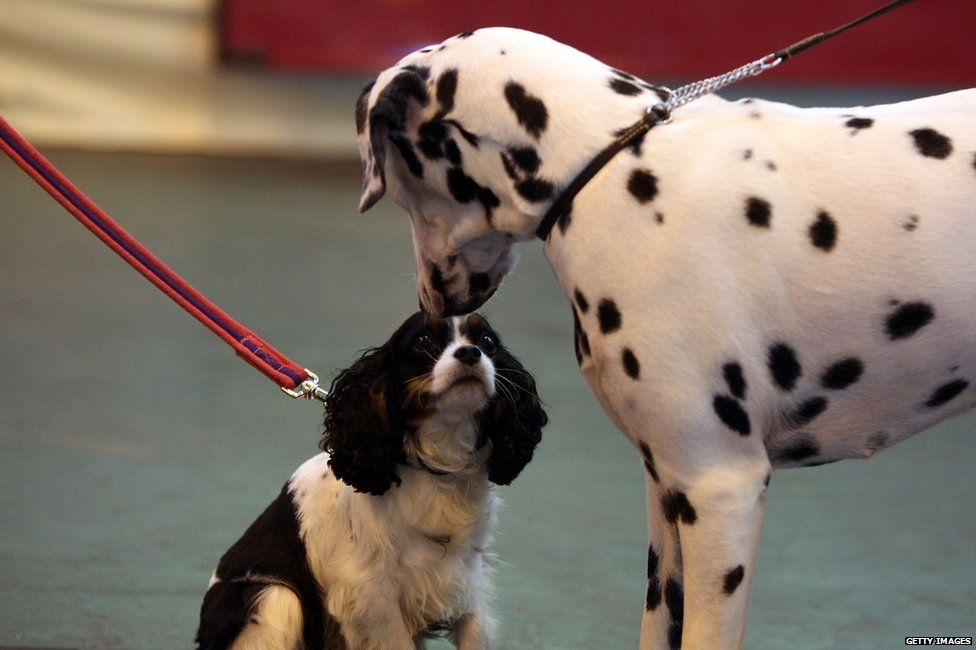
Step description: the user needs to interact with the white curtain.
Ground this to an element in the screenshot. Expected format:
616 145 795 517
0 0 359 157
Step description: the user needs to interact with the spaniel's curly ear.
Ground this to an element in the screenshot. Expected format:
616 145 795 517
481 351 547 485
321 345 403 495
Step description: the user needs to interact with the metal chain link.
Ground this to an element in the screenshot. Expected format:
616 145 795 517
647 53 784 122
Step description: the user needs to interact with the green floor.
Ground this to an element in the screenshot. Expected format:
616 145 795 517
1 95 974 647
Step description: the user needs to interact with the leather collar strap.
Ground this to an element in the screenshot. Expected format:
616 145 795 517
535 106 665 241
536 0 917 242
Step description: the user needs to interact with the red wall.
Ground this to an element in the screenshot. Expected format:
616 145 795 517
221 1 974 85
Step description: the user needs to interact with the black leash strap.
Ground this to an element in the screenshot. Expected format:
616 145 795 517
536 0 918 241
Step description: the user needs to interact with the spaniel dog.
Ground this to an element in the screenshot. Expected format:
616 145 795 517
196 311 547 649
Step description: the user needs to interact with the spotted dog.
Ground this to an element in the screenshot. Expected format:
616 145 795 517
355 27 976 649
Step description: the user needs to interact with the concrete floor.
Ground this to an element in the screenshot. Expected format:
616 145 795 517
1 86 974 648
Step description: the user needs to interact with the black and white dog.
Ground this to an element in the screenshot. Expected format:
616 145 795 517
354 27 976 649
196 311 546 649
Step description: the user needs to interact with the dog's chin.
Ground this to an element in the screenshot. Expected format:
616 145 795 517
436 376 492 411
423 288 496 317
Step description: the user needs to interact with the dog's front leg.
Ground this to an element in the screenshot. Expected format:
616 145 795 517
676 459 769 649
640 469 684 649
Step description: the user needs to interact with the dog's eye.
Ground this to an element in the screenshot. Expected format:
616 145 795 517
479 332 498 355
415 334 436 351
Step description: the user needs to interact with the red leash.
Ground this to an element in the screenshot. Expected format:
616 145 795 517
0 115 327 402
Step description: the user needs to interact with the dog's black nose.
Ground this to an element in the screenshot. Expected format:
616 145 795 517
453 345 482 365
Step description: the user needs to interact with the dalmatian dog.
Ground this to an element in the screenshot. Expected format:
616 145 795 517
355 27 976 648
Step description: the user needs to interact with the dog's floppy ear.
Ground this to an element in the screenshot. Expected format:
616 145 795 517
481 350 548 485
357 68 431 213
321 344 403 495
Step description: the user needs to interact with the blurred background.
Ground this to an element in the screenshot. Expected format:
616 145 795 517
1 1 973 647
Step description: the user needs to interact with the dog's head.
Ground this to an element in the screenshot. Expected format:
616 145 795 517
356 28 658 315
321 311 547 495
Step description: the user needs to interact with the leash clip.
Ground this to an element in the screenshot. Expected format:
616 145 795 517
281 369 328 402
754 53 784 74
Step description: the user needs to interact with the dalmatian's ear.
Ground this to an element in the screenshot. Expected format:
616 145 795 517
356 80 387 213
358 116 388 213
355 69 431 213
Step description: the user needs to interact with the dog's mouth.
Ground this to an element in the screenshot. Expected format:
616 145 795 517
436 371 491 399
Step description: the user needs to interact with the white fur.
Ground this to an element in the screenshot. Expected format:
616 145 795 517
358 27 976 649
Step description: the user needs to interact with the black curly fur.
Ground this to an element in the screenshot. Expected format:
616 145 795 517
321 345 405 496
481 349 548 485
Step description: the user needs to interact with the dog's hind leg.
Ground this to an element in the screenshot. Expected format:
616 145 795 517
640 469 684 650
230 585 304 650
674 458 769 650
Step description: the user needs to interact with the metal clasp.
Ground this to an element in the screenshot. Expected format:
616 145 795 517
753 53 783 75
281 369 328 402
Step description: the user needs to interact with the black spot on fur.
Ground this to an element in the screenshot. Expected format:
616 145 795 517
903 214 919 231
447 167 479 203
598 299 622 334
622 348 641 379
646 545 662 611
508 147 541 174
723 362 747 400
655 212 665 224
400 65 431 83
639 441 659 482
574 288 589 313
444 139 462 165
435 69 458 114
469 272 491 296
713 395 751 436
723 565 745 595
456 30 475 38
743 149 753 160
664 577 684 649
910 128 953 159
886 301 935 340
768 343 801 391
417 120 449 159
515 177 554 202
789 397 827 427
745 197 771 228
389 134 423 178
846 117 874 132
609 78 643 96
821 358 864 390
504 83 548 139
572 308 590 365
477 187 500 213
766 161 777 171
773 437 819 463
925 379 969 408
611 68 636 81
661 490 697 525
628 169 658 204
763 473 771 487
